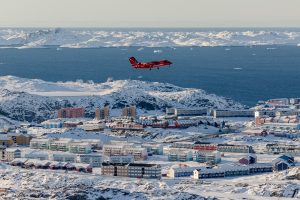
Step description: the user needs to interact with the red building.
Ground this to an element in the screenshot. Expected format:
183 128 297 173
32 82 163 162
193 142 217 151
57 108 85 118
238 154 257 165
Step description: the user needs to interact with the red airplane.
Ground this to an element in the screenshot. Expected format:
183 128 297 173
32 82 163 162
129 57 172 70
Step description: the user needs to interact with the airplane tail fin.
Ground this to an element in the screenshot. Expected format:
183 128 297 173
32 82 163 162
129 57 138 65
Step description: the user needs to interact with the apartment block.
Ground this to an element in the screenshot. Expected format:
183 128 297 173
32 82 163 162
95 106 110 120
57 107 85 118
122 106 137 118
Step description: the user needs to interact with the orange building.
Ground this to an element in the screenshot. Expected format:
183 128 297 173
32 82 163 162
95 106 110 120
122 106 136 118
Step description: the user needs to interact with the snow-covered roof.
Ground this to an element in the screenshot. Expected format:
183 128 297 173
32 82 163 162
11 158 28 163
0 134 9 140
5 148 21 152
30 138 51 142
170 166 206 173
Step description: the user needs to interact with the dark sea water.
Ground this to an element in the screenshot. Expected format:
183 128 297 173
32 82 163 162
0 45 299 106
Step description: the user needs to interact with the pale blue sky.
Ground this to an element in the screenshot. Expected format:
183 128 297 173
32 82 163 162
0 0 299 27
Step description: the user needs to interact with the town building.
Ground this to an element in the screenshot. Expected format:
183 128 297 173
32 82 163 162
166 108 176 115
101 162 129 177
289 98 300 105
170 142 194 149
102 144 147 160
262 122 300 131
172 108 207 117
109 121 144 131
127 163 161 179
10 158 28 167
77 154 102 167
73 163 93 173
272 160 290 171
193 163 273 179
7 132 32 146
95 106 110 120
78 122 105 132
141 143 163 155
103 145 124 156
272 155 295 166
124 147 148 160
51 152 77 163
57 107 85 118
63 121 83 128
267 98 289 106
49 139 72 152
238 154 257 165
41 120 63 129
168 166 206 178
30 138 98 154
271 130 300 139
212 110 254 118
80 139 103 150
193 142 218 152
167 148 193 162
193 151 221 164
30 138 52 150
101 162 161 179
24 150 49 160
104 155 134 164
4 148 21 161
69 142 92 154
217 144 255 153
122 106 137 118
0 145 6 160
254 109 299 126
0 134 14 147
266 144 300 155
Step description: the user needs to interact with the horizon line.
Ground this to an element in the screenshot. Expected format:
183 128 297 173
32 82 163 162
0 26 300 29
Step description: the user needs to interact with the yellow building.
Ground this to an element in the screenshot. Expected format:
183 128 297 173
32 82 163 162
7 133 32 146
0 135 14 147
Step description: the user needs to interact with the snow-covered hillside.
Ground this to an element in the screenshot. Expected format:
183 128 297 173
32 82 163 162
0 76 244 122
0 28 299 48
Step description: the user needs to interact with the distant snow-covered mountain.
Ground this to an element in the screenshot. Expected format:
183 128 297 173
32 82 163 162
0 76 244 122
0 28 299 48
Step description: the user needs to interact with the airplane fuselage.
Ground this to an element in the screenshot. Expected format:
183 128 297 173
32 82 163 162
132 60 172 69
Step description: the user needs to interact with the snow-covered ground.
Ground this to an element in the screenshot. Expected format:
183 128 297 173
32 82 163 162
0 28 300 48
0 163 299 200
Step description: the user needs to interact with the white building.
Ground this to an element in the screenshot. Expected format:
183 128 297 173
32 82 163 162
104 155 134 164
4 148 21 161
69 142 92 154
24 150 49 160
142 143 163 155
213 110 254 118
166 148 193 162
193 150 221 164
30 138 52 150
78 122 105 132
51 152 77 163
263 123 300 131
103 144 148 160
49 139 72 152
168 166 206 178
124 147 148 160
77 154 102 167
79 139 103 150
174 108 207 116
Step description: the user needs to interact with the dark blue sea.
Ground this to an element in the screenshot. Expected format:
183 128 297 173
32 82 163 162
0 45 299 106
